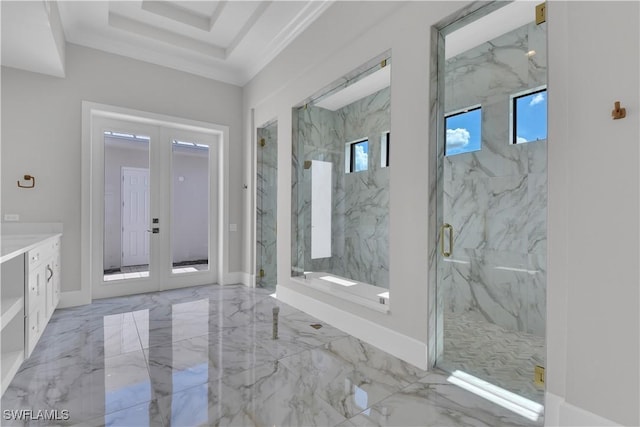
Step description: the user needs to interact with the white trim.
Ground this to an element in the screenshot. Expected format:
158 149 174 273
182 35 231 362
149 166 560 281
58 290 90 308
545 392 621 427
276 284 428 370
224 272 248 286
240 272 252 287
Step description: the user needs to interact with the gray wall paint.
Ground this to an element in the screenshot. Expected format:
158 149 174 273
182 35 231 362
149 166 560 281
1 43 243 292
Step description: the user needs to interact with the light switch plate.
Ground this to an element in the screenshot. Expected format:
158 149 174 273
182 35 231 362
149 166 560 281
4 214 20 222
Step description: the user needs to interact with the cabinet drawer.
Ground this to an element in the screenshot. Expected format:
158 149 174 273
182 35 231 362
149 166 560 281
25 307 43 357
27 238 59 269
27 247 43 269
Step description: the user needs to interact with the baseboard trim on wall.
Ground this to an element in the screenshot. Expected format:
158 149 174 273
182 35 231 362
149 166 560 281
225 272 250 286
276 284 428 370
59 289 91 308
545 392 621 426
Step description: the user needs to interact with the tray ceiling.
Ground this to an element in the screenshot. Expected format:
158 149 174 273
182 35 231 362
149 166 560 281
3 1 332 86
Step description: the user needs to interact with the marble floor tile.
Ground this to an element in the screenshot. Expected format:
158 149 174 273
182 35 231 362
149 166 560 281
158 361 347 427
2 350 152 425
440 312 545 403
278 335 429 419
79 400 166 427
2 284 542 427
342 371 542 427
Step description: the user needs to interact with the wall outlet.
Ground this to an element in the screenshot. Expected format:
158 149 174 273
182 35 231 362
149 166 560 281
229 223 237 232
4 214 20 222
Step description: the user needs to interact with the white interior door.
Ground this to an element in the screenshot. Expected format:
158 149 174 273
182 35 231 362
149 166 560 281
121 167 150 267
92 116 219 299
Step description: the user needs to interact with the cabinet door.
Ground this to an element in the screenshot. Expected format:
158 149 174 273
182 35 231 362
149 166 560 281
53 254 61 308
26 264 46 314
45 261 55 320
25 306 42 357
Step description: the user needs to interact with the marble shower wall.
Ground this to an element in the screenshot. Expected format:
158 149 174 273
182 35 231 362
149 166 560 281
441 22 547 336
293 87 390 288
257 122 277 288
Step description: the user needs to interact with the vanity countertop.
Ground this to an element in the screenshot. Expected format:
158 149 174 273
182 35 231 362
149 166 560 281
1 233 62 264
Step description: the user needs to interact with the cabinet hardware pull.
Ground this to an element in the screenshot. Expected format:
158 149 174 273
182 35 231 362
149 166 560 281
46 265 54 282
440 223 453 258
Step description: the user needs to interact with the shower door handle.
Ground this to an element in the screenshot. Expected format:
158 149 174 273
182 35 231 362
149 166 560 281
440 223 453 257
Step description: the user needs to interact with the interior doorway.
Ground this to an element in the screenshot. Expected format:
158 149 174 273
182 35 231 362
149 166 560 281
431 1 547 420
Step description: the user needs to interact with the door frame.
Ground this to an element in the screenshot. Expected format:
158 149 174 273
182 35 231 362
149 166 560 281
80 101 230 304
428 1 512 368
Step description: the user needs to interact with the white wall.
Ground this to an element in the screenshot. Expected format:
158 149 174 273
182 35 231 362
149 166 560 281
1 43 244 294
546 2 639 426
244 0 465 364
244 1 640 425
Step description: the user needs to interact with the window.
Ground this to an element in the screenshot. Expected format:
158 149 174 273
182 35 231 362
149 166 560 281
346 139 368 173
381 131 390 167
511 87 547 144
445 106 482 156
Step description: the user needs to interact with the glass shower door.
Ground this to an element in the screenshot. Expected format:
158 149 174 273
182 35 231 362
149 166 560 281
436 2 548 410
256 121 278 289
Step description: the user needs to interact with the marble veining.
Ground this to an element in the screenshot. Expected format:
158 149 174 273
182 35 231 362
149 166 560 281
293 85 390 288
440 21 547 337
256 121 278 289
2 284 541 426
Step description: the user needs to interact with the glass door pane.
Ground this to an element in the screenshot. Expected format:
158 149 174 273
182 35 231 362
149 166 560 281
163 127 217 290
103 128 151 282
436 2 547 409
171 139 210 274
256 121 278 289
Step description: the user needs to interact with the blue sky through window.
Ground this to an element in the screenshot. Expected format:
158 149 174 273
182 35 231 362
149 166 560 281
445 107 481 156
515 89 547 143
353 140 368 172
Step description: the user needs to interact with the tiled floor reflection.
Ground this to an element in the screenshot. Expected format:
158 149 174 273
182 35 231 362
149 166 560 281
104 263 209 281
440 313 546 404
2 285 543 426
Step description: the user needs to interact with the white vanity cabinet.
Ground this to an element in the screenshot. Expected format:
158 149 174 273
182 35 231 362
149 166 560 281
1 232 62 395
25 236 61 357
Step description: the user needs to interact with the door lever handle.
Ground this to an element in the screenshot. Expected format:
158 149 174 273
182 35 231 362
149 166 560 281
440 223 453 257
147 228 160 234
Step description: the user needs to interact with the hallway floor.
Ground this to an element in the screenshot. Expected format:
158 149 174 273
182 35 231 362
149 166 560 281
2 285 542 426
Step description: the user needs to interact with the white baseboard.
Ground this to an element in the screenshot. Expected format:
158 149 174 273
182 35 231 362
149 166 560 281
58 289 91 308
545 392 621 427
276 284 428 370
224 272 251 286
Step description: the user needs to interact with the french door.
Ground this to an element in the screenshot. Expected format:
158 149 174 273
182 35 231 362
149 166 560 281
92 116 219 299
